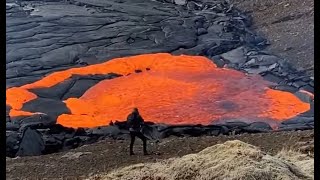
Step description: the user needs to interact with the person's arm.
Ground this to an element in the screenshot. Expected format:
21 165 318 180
139 115 145 124
127 114 132 121
127 113 134 129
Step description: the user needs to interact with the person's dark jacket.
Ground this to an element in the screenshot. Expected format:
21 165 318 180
127 111 144 132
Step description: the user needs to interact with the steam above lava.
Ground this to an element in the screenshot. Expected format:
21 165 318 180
6 53 310 128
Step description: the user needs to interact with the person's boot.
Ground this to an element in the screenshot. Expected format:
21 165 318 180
143 145 149 155
143 139 148 155
130 135 135 155
129 144 135 155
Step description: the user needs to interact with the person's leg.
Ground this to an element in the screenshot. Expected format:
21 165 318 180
129 132 136 155
142 136 148 155
137 132 148 155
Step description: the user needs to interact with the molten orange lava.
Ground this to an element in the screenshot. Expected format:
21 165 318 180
6 53 310 128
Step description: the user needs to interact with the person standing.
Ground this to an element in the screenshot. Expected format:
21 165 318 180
126 108 148 155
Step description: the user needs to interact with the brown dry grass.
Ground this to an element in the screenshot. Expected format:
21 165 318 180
89 140 313 180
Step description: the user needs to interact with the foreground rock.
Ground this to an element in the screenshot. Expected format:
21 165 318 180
6 116 314 157
16 128 45 156
89 140 314 180
6 130 314 179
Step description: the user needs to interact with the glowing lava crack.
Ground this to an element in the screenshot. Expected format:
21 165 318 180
6 53 310 128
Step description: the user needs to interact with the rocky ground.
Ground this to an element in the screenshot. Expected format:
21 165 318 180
230 0 314 75
6 130 314 179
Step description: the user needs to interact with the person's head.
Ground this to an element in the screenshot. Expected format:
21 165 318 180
132 107 139 114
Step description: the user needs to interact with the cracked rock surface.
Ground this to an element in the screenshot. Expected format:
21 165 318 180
7 0 265 88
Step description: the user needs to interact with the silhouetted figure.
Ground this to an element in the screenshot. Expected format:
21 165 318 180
127 108 148 155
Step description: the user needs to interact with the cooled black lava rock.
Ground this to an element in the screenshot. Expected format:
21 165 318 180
42 135 63 154
278 116 314 131
292 80 308 88
173 127 203 137
28 79 75 100
294 91 314 103
210 56 226 68
300 85 314 94
19 113 55 126
277 124 314 131
212 120 274 134
63 137 83 150
13 113 56 133
6 131 21 157
47 124 75 134
207 127 225 136
135 69 142 73
6 122 20 131
74 127 88 136
52 133 65 141
220 46 248 65
242 122 272 133
154 124 226 138
262 72 284 84
16 128 45 157
87 126 122 137
215 121 249 129
272 85 298 93
6 0 265 87
29 73 122 100
281 116 314 126
21 98 70 120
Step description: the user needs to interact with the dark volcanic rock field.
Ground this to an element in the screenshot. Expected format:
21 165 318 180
6 0 314 157
6 0 268 87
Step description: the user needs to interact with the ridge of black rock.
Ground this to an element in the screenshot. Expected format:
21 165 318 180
6 115 314 157
29 73 122 100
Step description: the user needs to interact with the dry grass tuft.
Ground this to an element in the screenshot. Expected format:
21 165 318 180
88 140 314 180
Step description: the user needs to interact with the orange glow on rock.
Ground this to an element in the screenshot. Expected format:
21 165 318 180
9 109 36 117
6 53 310 128
298 89 314 101
6 87 37 110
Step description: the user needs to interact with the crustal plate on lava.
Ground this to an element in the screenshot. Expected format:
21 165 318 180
6 53 310 128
